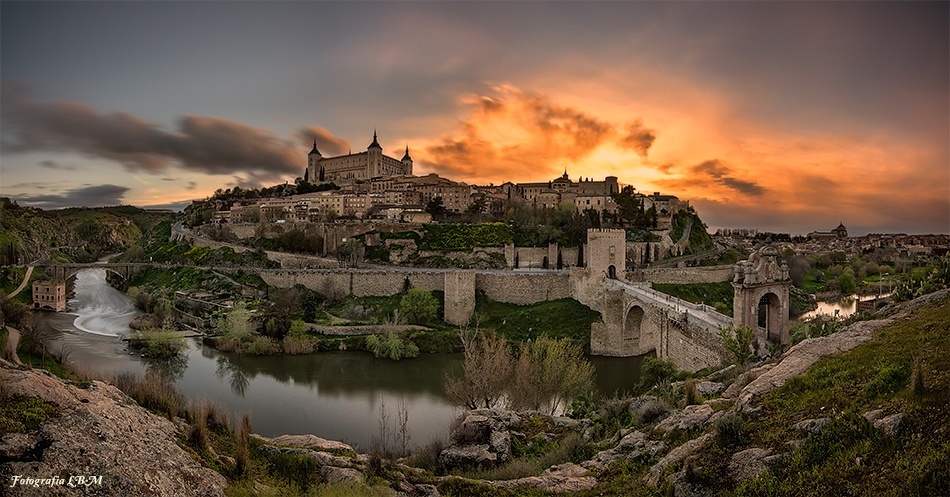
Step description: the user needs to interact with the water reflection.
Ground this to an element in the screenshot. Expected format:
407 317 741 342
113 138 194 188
145 354 188 383
214 355 251 397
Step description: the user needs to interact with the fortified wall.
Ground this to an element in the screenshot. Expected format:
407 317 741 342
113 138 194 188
257 268 570 326
628 266 734 285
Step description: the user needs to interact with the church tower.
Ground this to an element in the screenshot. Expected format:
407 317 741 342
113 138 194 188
367 130 383 176
307 139 323 183
401 145 413 176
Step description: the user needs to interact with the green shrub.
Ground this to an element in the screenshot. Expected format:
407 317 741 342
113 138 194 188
863 363 909 398
638 357 677 390
245 336 279 356
365 333 419 361
126 328 186 360
718 325 755 367
399 289 439 324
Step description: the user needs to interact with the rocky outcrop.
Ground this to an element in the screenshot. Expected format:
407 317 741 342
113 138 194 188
489 462 597 493
0 360 227 497
583 430 665 471
645 433 715 486
439 409 522 469
728 447 778 482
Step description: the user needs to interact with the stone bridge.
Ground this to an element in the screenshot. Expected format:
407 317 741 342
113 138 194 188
572 229 791 371
43 263 156 282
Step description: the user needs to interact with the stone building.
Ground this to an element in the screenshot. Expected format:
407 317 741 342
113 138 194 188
307 131 413 183
32 281 66 312
808 223 848 240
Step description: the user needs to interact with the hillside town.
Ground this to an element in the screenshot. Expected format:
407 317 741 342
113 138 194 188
203 132 684 228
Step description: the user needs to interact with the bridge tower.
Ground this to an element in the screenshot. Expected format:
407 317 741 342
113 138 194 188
732 245 791 349
585 229 626 279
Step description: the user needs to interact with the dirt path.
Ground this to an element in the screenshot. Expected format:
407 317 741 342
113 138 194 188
3 326 24 365
2 265 35 301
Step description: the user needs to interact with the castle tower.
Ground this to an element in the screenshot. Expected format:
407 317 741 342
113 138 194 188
307 139 323 183
368 129 383 176
401 145 413 176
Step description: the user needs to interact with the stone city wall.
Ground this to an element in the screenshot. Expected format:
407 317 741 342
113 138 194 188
512 247 550 269
266 252 340 269
475 272 571 305
630 266 734 285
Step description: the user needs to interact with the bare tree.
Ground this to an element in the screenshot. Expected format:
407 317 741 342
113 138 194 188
444 326 513 409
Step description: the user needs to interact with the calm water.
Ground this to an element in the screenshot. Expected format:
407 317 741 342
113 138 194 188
799 293 892 321
46 268 645 449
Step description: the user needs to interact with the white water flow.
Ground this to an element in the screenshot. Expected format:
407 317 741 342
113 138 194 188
70 269 141 337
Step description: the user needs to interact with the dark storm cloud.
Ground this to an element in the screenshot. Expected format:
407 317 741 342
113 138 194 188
659 159 767 198
619 120 655 157
295 126 351 157
10 184 129 209
39 160 76 171
0 85 305 183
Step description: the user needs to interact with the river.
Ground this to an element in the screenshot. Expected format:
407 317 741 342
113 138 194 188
798 293 892 321
45 268 645 450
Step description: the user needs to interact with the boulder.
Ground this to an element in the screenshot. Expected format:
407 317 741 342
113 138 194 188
490 463 596 493
670 466 716 497
655 403 719 433
584 430 665 471
320 466 364 485
728 447 773 482
0 360 227 497
489 429 510 459
646 433 715 486
439 444 496 468
873 413 904 436
862 409 885 423
696 381 726 398
793 417 830 436
254 433 354 454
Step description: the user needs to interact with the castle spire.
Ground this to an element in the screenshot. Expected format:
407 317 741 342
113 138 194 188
308 138 321 156
402 144 412 161
368 129 381 149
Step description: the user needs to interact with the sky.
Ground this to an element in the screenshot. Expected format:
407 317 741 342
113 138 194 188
1 1 947 236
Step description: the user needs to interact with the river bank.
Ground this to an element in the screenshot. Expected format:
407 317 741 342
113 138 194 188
4 289 947 496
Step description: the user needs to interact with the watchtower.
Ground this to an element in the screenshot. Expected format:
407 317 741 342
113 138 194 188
585 228 626 280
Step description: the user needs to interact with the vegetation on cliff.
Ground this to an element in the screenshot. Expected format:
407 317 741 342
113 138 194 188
0 198 175 265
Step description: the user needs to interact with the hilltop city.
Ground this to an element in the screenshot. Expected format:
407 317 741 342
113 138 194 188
1 130 948 497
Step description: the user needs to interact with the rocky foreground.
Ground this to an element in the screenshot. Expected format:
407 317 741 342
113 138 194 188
0 362 226 497
2 289 946 496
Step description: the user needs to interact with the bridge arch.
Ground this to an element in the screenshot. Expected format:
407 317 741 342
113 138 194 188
61 267 129 282
620 299 659 355
622 304 645 352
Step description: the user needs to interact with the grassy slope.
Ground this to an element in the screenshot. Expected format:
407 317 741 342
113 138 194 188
474 293 601 345
684 294 950 496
